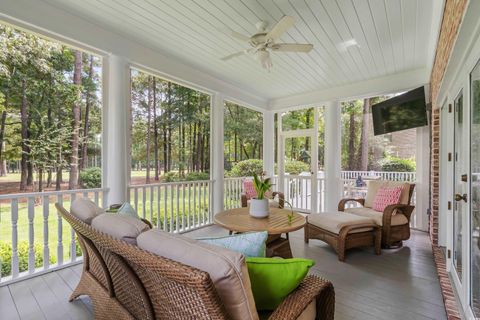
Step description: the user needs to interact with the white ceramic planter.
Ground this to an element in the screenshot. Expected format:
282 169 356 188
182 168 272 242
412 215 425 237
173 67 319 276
249 198 269 218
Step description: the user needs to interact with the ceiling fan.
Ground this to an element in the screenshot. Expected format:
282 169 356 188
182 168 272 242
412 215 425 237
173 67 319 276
221 16 313 71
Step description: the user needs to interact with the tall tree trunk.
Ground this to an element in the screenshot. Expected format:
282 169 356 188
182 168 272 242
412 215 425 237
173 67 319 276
145 77 152 183
358 98 370 171
80 55 94 171
348 107 356 170
152 77 159 181
47 169 52 188
69 51 82 189
20 79 29 191
0 110 7 177
38 168 43 192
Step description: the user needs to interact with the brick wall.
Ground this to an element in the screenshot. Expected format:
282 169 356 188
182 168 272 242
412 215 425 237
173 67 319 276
429 1 468 318
429 0 468 245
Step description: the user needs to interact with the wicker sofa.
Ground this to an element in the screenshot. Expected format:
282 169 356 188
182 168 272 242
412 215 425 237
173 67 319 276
56 202 335 320
338 181 415 248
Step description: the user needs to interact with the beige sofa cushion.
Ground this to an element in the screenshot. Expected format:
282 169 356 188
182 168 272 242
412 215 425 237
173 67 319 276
137 229 258 320
91 214 150 245
308 212 374 235
364 180 411 208
345 207 409 226
70 198 105 224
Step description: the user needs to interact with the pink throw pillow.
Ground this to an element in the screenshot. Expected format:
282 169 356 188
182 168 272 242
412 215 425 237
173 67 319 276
243 180 257 199
372 186 403 212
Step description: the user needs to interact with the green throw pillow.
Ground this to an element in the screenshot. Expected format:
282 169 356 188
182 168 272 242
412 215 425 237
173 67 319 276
197 231 268 257
246 257 315 310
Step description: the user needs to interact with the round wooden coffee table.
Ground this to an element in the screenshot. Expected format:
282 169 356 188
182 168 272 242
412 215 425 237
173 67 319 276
214 207 306 258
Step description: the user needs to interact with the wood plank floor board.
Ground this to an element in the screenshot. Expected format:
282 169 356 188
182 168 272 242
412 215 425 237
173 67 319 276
26 276 72 320
3 228 446 320
0 285 20 320
9 279 46 320
41 272 92 320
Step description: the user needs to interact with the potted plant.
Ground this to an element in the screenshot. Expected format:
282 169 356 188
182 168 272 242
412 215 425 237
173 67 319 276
249 173 273 218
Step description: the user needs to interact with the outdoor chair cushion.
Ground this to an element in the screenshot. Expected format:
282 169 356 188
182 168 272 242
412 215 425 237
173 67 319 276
91 213 150 245
197 231 268 257
364 180 410 208
307 212 374 234
245 257 315 311
70 198 105 224
345 207 409 226
137 229 259 320
372 185 403 212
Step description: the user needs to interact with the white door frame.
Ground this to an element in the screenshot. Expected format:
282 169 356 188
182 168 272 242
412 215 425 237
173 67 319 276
277 108 319 213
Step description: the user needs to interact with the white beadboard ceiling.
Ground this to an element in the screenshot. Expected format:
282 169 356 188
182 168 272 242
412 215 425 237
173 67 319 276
44 0 442 101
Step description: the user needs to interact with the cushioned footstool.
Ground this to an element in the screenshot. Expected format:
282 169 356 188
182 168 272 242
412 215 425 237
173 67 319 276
305 211 381 261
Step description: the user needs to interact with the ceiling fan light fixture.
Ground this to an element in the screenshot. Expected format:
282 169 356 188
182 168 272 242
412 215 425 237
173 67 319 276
255 50 272 70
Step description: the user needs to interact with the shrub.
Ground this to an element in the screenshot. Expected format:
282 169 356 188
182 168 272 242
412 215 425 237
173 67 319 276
285 160 310 175
0 241 52 276
184 172 210 181
381 157 416 172
80 167 102 188
162 171 180 182
230 159 264 177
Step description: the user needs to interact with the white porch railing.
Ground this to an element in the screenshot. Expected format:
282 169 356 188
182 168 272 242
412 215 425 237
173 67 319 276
341 170 416 182
0 188 108 286
224 171 417 220
128 180 213 233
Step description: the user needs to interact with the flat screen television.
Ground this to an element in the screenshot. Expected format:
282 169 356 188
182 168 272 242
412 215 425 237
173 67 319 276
372 86 428 136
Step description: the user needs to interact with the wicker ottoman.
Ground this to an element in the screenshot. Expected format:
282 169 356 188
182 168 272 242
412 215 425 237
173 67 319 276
305 211 381 261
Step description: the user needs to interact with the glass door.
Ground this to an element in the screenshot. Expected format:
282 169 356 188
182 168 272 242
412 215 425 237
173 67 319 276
453 90 466 287
470 59 480 316
280 133 315 213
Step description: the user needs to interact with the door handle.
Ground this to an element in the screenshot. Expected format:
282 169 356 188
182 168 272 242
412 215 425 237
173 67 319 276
455 193 467 202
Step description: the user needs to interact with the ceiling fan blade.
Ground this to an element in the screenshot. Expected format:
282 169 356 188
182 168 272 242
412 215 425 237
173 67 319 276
271 43 313 53
266 16 295 42
221 51 247 61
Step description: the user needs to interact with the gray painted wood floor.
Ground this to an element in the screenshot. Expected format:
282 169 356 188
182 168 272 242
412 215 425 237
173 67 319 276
0 228 446 320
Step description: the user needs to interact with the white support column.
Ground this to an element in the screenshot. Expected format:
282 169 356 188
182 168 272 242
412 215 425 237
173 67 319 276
263 111 275 177
311 108 319 212
211 93 225 215
324 101 342 212
416 126 431 231
277 112 285 194
102 55 130 205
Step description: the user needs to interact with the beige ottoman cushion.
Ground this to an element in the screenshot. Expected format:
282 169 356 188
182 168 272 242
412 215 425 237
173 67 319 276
308 211 374 234
345 207 409 226
137 229 258 320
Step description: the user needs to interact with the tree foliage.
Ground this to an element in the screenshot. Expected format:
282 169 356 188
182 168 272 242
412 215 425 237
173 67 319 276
0 24 102 191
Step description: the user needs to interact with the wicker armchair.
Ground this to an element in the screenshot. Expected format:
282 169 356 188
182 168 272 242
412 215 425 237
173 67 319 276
338 182 415 248
241 179 285 209
56 204 335 320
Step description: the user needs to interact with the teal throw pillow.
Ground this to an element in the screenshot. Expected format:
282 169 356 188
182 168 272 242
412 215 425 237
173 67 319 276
117 202 138 219
197 231 268 257
246 257 315 310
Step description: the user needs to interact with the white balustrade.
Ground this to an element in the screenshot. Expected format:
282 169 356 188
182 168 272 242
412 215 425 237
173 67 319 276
128 180 214 234
0 188 108 286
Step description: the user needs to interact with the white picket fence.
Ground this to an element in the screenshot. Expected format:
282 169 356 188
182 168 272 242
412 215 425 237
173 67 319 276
341 170 416 182
0 188 108 286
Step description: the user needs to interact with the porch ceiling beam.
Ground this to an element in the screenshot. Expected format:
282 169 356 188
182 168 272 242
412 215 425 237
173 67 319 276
268 67 430 111
0 0 268 110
